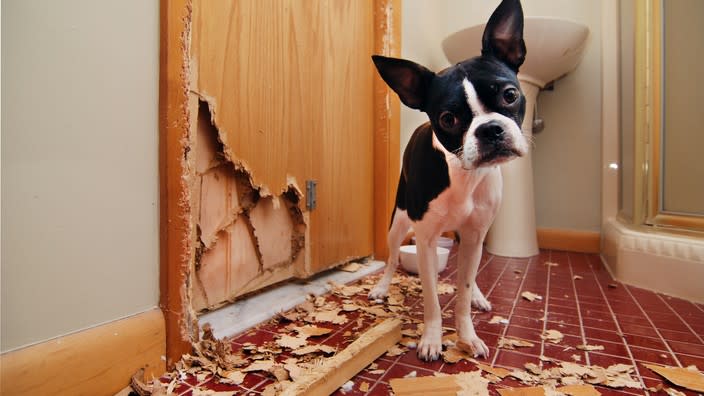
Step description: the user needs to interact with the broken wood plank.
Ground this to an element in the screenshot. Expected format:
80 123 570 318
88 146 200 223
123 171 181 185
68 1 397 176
497 387 547 396
389 374 464 396
390 371 490 396
498 384 601 396
280 318 402 396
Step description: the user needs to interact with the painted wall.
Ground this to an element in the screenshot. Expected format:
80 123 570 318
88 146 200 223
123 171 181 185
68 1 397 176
1 0 160 352
401 0 602 232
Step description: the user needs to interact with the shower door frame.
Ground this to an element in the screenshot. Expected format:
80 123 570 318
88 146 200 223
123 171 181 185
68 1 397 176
630 0 704 232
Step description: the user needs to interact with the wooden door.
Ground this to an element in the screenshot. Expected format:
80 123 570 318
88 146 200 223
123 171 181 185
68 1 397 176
159 0 399 364
188 0 375 310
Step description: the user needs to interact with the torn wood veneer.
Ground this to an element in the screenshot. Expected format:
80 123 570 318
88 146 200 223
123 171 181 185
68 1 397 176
190 99 306 312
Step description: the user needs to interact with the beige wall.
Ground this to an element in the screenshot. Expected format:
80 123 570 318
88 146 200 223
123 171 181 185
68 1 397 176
401 0 602 232
1 0 160 352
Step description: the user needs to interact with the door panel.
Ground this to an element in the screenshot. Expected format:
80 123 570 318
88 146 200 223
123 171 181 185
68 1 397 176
188 0 374 310
309 2 375 273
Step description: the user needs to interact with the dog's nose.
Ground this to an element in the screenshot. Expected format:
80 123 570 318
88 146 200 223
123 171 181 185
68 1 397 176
475 121 505 143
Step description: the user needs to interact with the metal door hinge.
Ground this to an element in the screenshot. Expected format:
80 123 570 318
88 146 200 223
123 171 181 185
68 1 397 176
306 180 317 211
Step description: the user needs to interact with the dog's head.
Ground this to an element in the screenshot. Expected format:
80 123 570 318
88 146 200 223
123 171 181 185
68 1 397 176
373 0 528 169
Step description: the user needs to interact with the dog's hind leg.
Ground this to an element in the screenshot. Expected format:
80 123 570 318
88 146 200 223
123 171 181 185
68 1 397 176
369 208 410 300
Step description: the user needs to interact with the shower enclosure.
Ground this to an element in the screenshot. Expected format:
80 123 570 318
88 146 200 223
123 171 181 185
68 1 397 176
602 0 704 303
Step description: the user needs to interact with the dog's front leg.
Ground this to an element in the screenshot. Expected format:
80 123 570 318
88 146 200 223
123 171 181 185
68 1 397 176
454 229 490 358
415 238 443 361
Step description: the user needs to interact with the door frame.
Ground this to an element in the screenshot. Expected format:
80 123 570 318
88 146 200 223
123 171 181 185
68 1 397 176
159 0 401 367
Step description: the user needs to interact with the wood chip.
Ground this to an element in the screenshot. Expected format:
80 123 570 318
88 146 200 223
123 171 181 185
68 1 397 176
664 387 686 396
294 325 333 338
311 308 348 324
544 261 559 267
489 315 509 324
576 344 604 351
644 364 704 392
437 282 455 295
218 370 245 385
573 275 583 280
291 344 337 356
525 363 543 375
442 332 458 346
386 344 406 357
541 329 564 344
359 382 370 392
539 355 557 363
242 359 275 372
476 363 512 379
443 345 476 363
276 334 309 349
498 337 535 349
340 262 363 272
521 291 543 302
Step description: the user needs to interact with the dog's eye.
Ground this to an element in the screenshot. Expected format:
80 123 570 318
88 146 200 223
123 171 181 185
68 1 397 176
439 111 458 130
502 87 520 104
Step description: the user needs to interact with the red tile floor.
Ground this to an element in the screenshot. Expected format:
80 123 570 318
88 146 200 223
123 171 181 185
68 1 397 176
165 249 704 395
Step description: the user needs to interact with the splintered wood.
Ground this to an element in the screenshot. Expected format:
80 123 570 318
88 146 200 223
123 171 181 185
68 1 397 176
498 337 535 349
280 318 401 396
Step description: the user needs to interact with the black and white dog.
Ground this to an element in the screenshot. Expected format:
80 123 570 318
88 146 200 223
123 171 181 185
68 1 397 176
369 0 528 361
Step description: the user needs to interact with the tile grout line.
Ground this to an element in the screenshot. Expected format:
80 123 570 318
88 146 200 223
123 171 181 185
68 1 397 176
584 254 650 393
694 302 704 315
491 255 534 367
621 285 683 367
656 293 704 345
538 251 552 364
366 354 405 394
566 252 591 366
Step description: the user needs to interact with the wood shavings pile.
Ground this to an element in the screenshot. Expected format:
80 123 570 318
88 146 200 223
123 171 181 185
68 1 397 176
128 270 673 396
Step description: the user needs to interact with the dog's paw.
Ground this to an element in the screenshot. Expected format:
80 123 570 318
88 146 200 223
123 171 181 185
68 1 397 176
471 294 492 311
368 284 389 300
417 327 443 361
460 335 490 359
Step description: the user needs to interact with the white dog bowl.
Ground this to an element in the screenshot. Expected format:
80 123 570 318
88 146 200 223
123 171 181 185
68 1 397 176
411 236 455 249
399 245 450 274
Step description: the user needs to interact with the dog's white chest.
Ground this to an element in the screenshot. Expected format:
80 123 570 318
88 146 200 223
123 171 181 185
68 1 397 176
423 156 502 233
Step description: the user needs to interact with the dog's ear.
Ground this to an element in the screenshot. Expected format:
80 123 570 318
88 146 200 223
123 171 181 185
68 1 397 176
481 0 526 72
371 55 435 110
